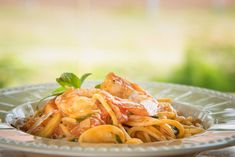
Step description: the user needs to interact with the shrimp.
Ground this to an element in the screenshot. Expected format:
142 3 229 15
100 72 159 116
76 88 149 116
55 88 150 123
55 89 99 119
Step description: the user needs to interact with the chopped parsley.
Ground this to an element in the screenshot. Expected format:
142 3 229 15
172 126 179 136
95 84 101 89
115 135 123 144
76 114 92 122
71 138 78 142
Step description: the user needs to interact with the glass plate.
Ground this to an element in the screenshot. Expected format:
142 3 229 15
0 82 235 157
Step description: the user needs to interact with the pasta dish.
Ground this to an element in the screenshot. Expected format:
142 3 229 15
17 72 204 144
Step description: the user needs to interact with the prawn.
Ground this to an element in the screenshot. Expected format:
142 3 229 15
100 72 159 116
55 88 150 123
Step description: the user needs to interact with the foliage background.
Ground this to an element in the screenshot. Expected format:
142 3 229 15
0 0 235 92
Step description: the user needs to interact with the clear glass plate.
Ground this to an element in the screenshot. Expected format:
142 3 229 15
0 82 235 157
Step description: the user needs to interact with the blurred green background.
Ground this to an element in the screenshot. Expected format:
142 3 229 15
0 0 235 92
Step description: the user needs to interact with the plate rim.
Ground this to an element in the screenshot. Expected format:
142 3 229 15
0 82 235 156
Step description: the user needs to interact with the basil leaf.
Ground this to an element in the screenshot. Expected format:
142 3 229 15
38 72 92 107
80 73 92 87
38 87 65 106
52 87 65 95
56 72 92 89
37 93 57 108
56 73 81 88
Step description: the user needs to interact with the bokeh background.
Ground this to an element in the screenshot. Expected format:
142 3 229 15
0 0 235 92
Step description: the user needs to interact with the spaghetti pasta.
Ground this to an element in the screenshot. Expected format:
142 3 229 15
17 72 205 144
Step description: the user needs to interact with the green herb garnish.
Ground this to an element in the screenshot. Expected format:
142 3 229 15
152 115 159 119
53 72 92 94
38 72 92 104
76 114 92 122
172 126 179 136
115 135 123 144
95 83 101 89
52 86 65 95
71 137 78 142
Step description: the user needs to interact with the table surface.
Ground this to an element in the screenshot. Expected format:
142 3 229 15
0 146 235 157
